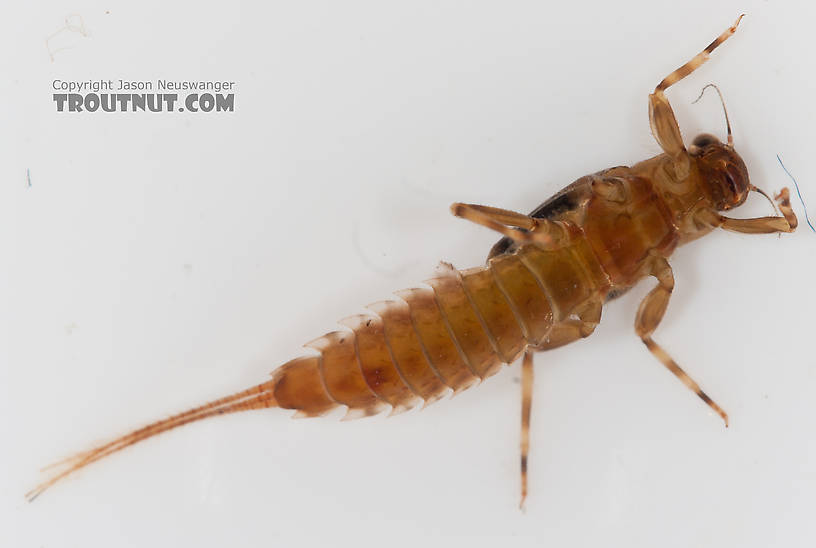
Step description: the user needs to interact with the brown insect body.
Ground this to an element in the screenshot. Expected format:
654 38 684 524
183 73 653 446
272 139 769 420
28 16 798 503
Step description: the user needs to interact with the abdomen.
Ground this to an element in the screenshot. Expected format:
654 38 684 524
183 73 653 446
272 235 608 418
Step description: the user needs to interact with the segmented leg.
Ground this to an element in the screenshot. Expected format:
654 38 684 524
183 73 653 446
450 203 569 248
635 256 729 426
520 349 533 510
531 300 602 351
717 188 798 234
518 299 601 507
655 15 744 93
648 15 744 178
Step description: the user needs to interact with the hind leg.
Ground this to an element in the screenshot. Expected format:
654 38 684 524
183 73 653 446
520 349 533 510
531 300 602 351
519 299 601 507
450 202 570 248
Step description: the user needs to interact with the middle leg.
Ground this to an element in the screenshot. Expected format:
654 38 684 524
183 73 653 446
635 255 728 426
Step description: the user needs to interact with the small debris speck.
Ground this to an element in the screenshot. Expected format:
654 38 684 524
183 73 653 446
46 14 89 62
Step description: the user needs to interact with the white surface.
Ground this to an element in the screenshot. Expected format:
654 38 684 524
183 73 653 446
2 1 815 546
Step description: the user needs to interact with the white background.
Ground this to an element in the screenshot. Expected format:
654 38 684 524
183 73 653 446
2 1 815 546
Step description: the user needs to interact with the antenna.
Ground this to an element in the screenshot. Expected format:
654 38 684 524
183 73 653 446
693 83 733 147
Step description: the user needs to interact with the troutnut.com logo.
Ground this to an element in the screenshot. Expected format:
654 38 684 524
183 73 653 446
52 79 236 112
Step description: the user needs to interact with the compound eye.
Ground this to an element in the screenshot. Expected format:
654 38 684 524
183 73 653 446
692 133 720 148
724 170 738 195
